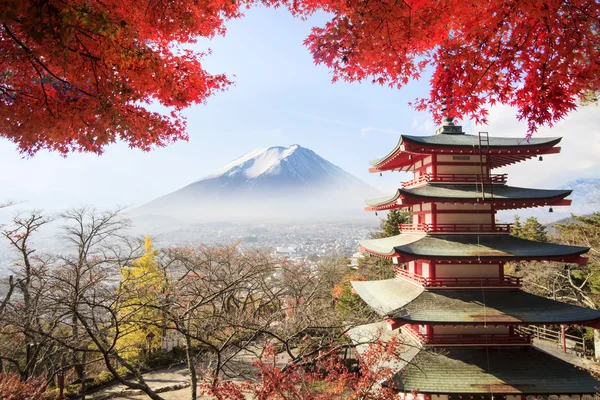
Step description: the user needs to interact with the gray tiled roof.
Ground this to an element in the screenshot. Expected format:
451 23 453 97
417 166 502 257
359 234 589 259
389 346 599 394
402 133 562 148
370 134 562 166
402 184 571 200
365 184 571 206
352 278 600 324
365 191 402 207
395 288 600 324
351 278 424 315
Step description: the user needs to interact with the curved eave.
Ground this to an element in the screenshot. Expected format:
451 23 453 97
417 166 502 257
364 190 402 211
359 233 425 257
365 185 573 211
351 278 424 316
359 234 589 264
368 138 404 169
369 135 562 172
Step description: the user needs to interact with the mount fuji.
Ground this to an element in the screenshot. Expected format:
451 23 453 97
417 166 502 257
135 145 381 223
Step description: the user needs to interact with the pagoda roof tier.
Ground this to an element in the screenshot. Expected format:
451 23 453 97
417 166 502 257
351 278 600 325
358 234 588 264
365 184 572 211
348 322 600 394
369 134 562 172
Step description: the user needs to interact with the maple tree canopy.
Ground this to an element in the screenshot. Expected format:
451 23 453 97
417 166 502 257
1 0 599 155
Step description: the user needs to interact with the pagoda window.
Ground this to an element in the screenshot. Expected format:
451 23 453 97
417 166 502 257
421 262 432 278
425 213 433 224
407 261 415 274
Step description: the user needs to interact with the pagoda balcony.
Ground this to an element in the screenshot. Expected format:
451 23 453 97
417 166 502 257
395 268 522 288
403 325 531 346
402 173 508 188
399 223 512 234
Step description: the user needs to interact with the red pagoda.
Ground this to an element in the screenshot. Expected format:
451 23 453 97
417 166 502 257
349 119 600 397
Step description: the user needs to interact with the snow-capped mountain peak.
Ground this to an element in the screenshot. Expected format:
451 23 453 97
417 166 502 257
201 144 314 181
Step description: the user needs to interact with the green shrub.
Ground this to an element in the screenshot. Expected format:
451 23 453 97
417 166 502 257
94 371 115 386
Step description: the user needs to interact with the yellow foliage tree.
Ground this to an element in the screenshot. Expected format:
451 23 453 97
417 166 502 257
117 237 165 359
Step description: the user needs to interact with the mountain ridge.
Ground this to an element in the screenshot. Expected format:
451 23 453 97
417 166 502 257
135 145 381 223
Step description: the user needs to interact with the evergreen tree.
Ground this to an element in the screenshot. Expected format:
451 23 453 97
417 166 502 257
511 215 523 238
522 217 549 242
376 209 411 238
511 216 547 242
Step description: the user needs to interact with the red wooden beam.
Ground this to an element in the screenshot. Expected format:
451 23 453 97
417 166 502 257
386 318 404 330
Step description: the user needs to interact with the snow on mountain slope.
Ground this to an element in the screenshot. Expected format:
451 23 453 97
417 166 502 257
135 145 380 222
201 147 271 180
189 144 369 191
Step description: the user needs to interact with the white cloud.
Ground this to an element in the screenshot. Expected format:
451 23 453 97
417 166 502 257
411 118 435 133
477 104 600 189
360 127 402 137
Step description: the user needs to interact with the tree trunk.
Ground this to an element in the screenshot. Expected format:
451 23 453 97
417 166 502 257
185 326 197 400
80 351 87 400
594 329 600 361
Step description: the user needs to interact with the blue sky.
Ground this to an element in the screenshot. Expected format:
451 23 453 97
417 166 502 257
1 6 599 212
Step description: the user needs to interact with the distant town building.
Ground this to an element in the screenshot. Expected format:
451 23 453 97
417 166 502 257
347 251 366 268
349 119 600 397
274 246 296 255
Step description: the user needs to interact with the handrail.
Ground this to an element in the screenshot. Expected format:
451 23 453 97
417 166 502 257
424 333 531 345
402 173 507 188
399 223 512 234
402 325 531 345
395 268 521 287
519 325 588 356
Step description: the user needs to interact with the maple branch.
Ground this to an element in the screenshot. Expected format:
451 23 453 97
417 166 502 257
0 276 15 315
2 24 95 99
29 59 55 118
564 0 600 23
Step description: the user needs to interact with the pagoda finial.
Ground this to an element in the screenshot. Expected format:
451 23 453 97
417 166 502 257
436 96 464 135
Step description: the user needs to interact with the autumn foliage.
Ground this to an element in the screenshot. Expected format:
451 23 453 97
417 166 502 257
204 339 408 400
0 373 47 400
1 0 233 154
301 0 600 133
1 0 599 154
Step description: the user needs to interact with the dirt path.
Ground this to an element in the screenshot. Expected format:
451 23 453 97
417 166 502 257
88 365 190 399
